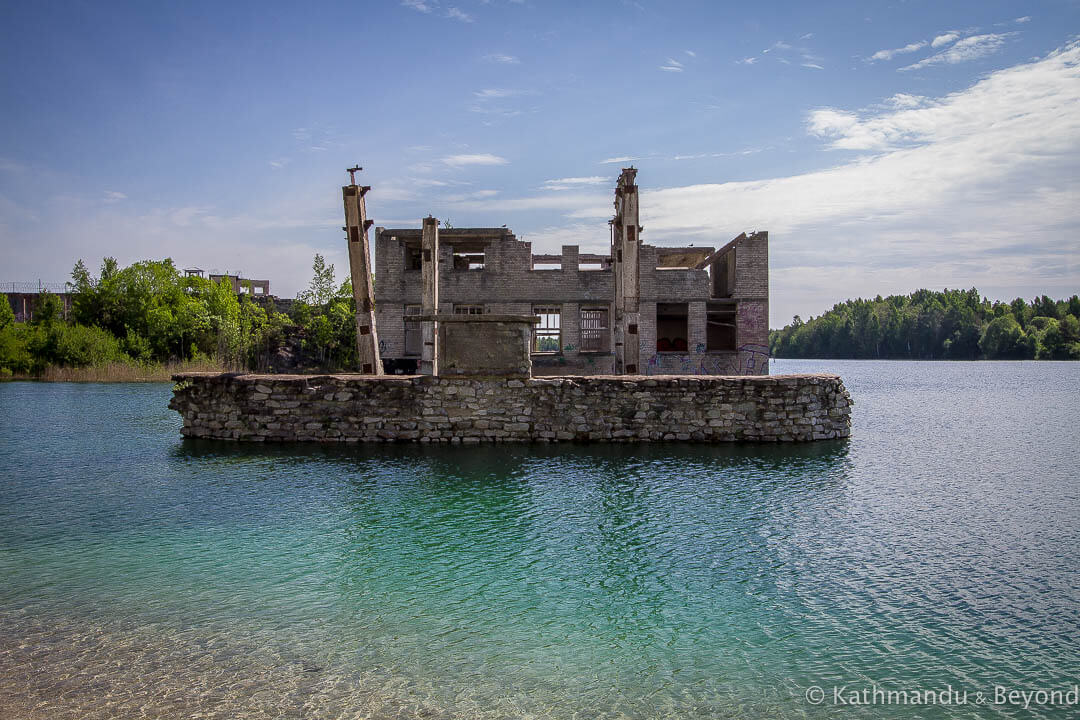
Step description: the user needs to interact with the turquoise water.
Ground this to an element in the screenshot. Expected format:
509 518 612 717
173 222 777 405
1 360 1078 719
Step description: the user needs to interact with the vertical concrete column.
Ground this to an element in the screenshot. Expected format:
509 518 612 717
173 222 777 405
420 216 440 376
612 167 641 374
343 183 383 375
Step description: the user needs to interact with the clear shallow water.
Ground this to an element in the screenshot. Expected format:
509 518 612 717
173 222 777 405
0 361 1078 719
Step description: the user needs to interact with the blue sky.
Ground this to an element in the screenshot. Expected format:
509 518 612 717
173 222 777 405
1 0 1077 326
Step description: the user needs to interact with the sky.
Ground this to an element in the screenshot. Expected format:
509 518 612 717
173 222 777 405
1 0 1077 327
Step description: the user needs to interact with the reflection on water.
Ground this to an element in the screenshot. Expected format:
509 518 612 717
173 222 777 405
1 362 1078 718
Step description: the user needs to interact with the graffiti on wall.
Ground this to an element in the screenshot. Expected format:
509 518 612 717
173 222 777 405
739 343 770 374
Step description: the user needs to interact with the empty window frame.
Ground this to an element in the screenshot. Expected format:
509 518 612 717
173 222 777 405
405 245 423 271
451 248 485 270
453 304 485 315
533 306 561 353
706 305 737 351
403 305 422 356
580 307 610 352
656 303 689 352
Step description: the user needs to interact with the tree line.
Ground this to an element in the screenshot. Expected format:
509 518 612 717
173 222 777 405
0 255 357 377
769 288 1080 360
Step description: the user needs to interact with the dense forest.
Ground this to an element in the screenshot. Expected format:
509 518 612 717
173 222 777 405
770 288 1080 360
0 255 357 377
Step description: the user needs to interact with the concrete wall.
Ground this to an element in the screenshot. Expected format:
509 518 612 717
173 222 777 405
170 372 851 443
373 227 770 377
434 316 535 377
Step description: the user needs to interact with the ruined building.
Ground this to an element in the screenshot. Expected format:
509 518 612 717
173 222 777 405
374 168 769 376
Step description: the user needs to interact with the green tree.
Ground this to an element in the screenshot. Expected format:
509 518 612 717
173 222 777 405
0 296 14 329
300 254 337 306
979 315 1025 359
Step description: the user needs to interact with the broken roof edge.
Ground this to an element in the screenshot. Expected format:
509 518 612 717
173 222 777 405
377 227 516 239
694 233 747 270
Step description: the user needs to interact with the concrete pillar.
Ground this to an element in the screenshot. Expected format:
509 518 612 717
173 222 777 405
343 183 382 374
612 167 641 374
420 216 439 376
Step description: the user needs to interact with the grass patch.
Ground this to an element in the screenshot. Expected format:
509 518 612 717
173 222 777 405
4 359 229 383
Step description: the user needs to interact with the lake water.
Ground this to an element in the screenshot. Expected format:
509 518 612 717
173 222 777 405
1 360 1078 719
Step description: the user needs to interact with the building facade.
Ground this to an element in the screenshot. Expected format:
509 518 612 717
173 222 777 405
373 171 769 376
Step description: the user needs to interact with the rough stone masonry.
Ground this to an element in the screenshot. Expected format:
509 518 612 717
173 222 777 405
170 372 852 443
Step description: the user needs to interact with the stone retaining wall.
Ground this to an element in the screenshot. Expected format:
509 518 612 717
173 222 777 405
170 373 852 443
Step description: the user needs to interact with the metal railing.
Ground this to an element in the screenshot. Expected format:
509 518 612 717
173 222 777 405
1 281 72 294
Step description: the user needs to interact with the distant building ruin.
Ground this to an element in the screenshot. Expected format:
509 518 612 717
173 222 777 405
184 268 271 296
374 168 769 376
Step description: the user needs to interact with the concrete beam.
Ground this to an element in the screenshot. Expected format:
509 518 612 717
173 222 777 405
420 216 440 376
343 183 383 375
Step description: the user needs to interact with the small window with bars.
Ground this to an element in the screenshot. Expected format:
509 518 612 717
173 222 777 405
453 305 485 315
580 308 610 352
533 306 561 353
403 305 421 356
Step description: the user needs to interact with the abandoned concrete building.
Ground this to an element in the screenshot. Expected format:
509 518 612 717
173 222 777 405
373 168 769 376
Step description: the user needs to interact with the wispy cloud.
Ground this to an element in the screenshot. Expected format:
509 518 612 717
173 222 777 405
542 176 608 191
599 156 641 164
483 53 519 64
762 38 824 69
870 41 927 62
445 6 473 22
1015 16 1031 24
401 0 433 13
659 58 684 72
685 50 696 57
736 57 757 65
931 31 960 48
442 153 509 167
763 40 792 53
901 32 1015 71
103 191 127 203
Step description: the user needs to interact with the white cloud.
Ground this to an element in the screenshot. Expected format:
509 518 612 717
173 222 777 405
638 41 1080 323
599 156 640 164
483 53 519 64
901 32 1015 71
736 57 757 65
869 41 927 62
802 63 824 70
931 31 960 48
685 50 696 57
542 176 608 191
445 6 473 22
442 153 509 167
660 58 684 72
800 33 814 40
1015 16 1031 24
884 93 930 109
103 191 127 203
